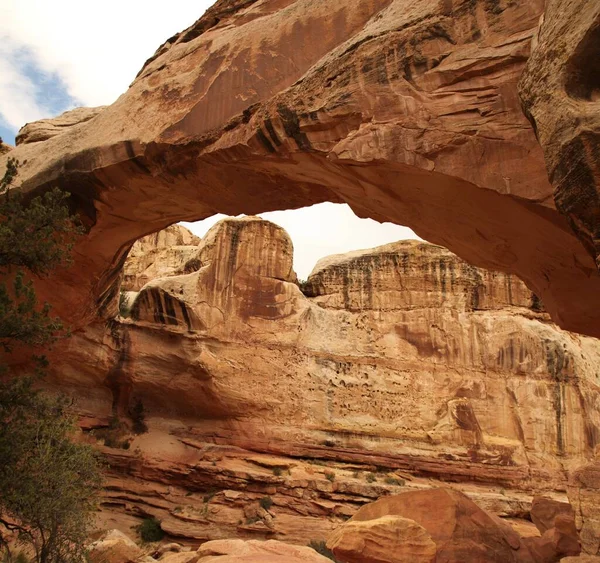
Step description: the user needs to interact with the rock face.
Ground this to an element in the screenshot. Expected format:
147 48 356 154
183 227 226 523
327 515 437 563
519 0 600 270
2 0 600 337
88 529 143 563
196 539 333 562
122 224 201 292
530 496 575 535
568 462 600 556
329 488 531 562
15 106 106 146
327 488 580 562
48 217 600 549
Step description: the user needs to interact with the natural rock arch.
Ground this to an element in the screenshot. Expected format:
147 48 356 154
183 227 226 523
2 0 600 337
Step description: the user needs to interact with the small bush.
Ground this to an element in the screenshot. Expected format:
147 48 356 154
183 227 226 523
325 472 335 482
259 496 273 511
308 540 339 562
137 517 164 543
366 473 377 483
131 399 148 434
384 476 405 486
272 467 282 477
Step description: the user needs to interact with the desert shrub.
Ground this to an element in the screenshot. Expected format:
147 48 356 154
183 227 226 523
366 472 377 483
384 476 405 486
137 518 164 543
325 472 335 482
259 496 273 511
272 467 282 477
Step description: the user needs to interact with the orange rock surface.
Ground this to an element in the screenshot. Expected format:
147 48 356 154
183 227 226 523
2 0 600 337
50 218 598 549
519 0 600 271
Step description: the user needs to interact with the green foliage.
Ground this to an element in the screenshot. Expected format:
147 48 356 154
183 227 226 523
308 540 339 562
0 159 101 563
259 496 273 511
137 518 164 543
325 471 335 482
130 398 148 435
272 467 282 477
0 377 102 562
384 476 405 486
366 472 377 483
0 161 81 276
0 160 81 354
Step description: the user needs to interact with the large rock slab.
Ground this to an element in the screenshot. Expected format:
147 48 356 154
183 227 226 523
196 539 333 562
327 515 437 563
330 488 532 562
2 0 600 337
88 529 143 563
519 0 600 271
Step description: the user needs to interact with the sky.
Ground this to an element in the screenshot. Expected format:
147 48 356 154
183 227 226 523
0 0 420 279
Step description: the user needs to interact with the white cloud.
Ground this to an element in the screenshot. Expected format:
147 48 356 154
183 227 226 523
0 1 212 129
182 203 421 280
0 40 52 130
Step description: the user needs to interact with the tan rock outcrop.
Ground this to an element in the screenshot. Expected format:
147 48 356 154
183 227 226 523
15 106 106 146
52 217 600 548
327 488 582 562
329 488 533 562
88 529 143 563
2 0 600 337
326 515 437 563
523 513 581 561
122 224 201 292
196 538 333 562
568 462 600 556
530 496 575 535
519 0 600 270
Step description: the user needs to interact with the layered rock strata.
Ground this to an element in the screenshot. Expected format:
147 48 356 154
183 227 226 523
50 218 600 549
122 225 201 292
2 0 600 337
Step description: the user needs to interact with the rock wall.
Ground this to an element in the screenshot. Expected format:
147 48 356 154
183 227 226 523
2 0 600 337
122 224 201 292
519 0 600 271
48 217 600 548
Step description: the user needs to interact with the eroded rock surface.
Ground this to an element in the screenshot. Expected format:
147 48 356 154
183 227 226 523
48 218 600 548
327 488 580 562
519 0 600 270
328 488 531 562
568 461 600 556
327 515 437 563
122 224 201 292
2 0 600 337
15 106 106 146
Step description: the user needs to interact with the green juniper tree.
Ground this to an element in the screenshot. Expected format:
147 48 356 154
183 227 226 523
0 159 103 563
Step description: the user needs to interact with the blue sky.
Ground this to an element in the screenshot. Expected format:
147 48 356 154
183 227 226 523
0 46 79 144
0 0 420 278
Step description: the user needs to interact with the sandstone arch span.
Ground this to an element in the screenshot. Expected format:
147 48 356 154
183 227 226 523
2 0 600 337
